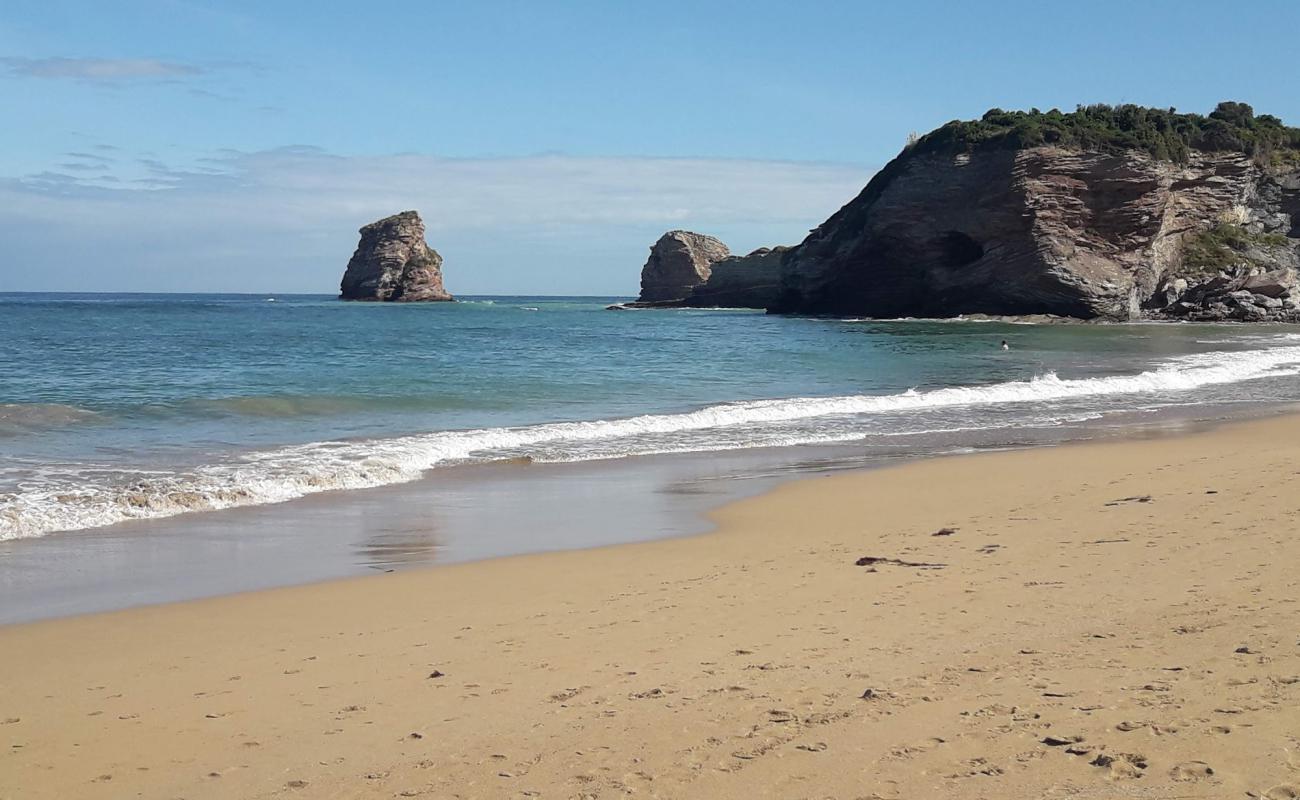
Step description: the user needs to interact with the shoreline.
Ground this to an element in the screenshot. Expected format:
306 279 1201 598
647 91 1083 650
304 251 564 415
1 399 1292 625
3 412 1300 798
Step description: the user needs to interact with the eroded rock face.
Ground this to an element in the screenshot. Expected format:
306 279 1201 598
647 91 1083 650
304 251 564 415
683 247 789 309
773 147 1300 320
637 231 731 302
340 211 452 302
1152 266 1300 322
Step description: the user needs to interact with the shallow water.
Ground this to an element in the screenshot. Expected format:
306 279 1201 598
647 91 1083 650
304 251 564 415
3 293 1300 542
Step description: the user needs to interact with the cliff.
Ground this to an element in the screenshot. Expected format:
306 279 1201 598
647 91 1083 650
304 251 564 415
683 247 788 309
773 103 1300 321
637 231 731 302
340 211 453 302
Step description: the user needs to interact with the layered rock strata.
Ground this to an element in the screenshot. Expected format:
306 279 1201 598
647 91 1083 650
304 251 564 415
340 211 452 302
772 148 1300 321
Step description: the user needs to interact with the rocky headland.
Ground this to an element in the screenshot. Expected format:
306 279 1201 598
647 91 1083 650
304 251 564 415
772 103 1300 322
340 211 453 302
622 104 1300 322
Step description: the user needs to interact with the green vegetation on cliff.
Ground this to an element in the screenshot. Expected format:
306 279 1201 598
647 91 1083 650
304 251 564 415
909 102 1300 164
1181 222 1292 274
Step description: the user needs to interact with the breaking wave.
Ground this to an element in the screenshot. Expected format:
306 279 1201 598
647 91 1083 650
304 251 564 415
3 342 1299 540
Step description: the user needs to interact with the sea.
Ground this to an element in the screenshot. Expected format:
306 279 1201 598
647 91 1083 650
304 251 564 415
2 292 1300 621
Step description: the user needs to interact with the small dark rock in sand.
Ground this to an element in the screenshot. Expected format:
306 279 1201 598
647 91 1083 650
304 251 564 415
932 527 957 537
854 555 946 569
860 688 882 700
1042 735 1084 746
428 670 445 678
1104 495 1153 506
1234 646 1255 654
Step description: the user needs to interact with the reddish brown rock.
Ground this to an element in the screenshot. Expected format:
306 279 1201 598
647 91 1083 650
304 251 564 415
774 148 1300 320
340 211 452 302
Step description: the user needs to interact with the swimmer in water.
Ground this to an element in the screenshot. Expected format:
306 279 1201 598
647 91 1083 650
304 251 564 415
1000 340 1010 350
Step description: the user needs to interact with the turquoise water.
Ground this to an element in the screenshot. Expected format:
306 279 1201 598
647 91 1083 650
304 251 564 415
3 292 1300 540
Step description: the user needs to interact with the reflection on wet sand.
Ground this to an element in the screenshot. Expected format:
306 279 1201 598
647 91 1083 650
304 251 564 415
357 524 442 570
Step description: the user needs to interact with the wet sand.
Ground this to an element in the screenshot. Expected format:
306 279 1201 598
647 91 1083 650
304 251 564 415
3 414 1300 799
0 443 867 624
0 403 1268 625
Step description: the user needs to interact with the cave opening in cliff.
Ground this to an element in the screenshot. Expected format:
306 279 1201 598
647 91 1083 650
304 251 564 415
938 231 985 267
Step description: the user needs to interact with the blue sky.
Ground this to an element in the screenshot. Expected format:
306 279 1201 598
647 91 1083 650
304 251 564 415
3 0 1298 294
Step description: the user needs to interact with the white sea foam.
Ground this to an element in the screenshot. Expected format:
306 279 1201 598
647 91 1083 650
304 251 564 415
3 342 1299 540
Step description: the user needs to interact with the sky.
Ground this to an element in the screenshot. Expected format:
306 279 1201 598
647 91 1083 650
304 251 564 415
3 0 1299 296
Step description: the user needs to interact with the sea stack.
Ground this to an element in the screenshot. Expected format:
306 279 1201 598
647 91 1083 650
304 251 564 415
339 210 453 302
636 230 731 302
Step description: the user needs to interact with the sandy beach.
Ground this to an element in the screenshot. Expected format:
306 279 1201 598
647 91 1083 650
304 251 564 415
3 415 1299 800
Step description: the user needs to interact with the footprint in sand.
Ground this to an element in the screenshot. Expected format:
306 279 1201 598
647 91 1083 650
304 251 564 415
1170 761 1214 781
1260 786 1300 800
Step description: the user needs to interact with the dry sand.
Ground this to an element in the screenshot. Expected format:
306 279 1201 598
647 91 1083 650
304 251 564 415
3 415 1299 799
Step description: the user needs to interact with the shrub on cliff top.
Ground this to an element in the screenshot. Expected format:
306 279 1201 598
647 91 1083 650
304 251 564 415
909 102 1300 164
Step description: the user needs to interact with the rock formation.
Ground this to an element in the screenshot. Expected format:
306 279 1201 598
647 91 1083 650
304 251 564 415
613 235 787 310
772 104 1300 321
340 211 452 302
682 247 789 309
636 231 731 302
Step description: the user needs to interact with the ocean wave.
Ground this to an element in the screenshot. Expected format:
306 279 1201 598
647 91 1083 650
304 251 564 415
0 403 101 436
112 393 494 420
3 342 1299 539
181 395 372 418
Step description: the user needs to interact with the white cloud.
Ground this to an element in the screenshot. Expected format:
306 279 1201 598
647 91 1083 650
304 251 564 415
0 57 203 81
0 148 872 294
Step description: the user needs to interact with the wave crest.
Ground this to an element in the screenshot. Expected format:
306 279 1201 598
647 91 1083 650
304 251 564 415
0 403 100 436
3 342 1299 539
